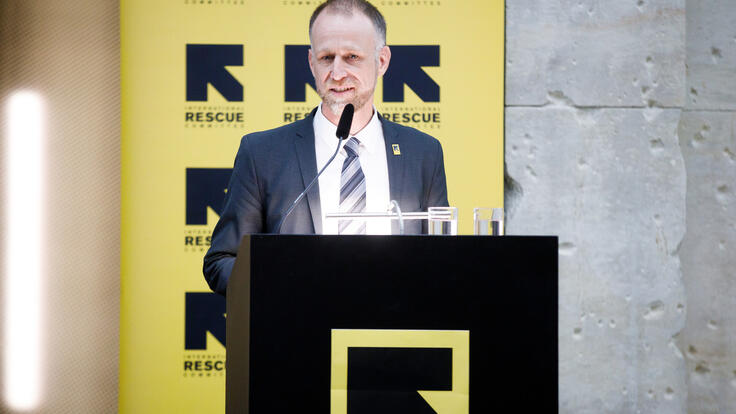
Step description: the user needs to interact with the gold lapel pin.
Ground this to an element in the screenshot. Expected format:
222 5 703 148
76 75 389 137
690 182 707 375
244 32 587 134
392 144 401 155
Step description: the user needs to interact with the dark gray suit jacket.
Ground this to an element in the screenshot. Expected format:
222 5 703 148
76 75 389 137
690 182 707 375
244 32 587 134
203 111 449 295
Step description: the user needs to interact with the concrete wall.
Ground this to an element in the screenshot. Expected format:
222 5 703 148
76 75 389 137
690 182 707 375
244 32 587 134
677 1 736 413
505 1 735 412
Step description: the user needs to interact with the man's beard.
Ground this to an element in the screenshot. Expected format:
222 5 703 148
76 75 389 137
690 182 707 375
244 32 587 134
320 85 372 117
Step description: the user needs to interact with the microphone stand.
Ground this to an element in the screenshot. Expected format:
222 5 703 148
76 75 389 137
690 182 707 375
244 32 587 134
274 138 343 234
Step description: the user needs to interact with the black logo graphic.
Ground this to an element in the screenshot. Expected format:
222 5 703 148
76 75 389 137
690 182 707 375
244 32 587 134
347 347 451 413
283 45 440 103
284 45 316 102
383 46 440 102
185 292 226 350
186 44 243 102
185 168 232 225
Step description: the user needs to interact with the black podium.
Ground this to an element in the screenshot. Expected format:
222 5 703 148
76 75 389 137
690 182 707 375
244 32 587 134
227 235 558 413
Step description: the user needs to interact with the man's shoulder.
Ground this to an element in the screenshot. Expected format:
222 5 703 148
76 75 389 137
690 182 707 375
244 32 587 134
239 116 313 148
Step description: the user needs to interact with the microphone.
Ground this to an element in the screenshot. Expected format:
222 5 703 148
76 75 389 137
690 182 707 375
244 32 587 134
335 103 354 139
274 103 354 234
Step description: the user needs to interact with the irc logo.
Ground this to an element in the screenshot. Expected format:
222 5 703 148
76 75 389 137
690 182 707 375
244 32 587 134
383 45 440 102
185 292 226 350
185 168 232 225
186 44 243 102
331 329 469 414
284 45 440 102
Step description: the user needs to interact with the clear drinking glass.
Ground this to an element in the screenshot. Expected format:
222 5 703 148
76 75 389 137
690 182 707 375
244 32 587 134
428 207 458 235
473 207 504 235
473 208 493 235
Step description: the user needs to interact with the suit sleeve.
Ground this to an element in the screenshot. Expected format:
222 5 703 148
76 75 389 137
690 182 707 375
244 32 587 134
420 139 449 234
203 135 263 296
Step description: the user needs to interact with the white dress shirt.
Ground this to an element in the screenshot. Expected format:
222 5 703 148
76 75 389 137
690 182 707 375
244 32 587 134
313 104 391 234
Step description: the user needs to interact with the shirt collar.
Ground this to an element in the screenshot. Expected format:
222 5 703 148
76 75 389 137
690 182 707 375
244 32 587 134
314 103 382 155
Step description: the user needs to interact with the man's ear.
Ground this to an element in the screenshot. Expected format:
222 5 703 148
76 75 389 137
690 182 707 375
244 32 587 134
308 48 316 78
377 45 391 76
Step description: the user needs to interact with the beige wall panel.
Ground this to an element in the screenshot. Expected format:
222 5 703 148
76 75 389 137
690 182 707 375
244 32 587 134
0 1 120 413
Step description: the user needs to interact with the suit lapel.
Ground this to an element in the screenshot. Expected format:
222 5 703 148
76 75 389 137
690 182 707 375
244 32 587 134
294 115 322 234
381 118 406 208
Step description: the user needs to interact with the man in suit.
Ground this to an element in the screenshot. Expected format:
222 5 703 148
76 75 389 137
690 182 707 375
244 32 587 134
203 0 448 295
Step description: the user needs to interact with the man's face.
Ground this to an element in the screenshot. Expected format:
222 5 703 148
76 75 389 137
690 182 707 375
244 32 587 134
308 10 390 117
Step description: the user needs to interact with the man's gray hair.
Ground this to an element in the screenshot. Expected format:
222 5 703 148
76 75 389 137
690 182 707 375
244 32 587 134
309 0 387 47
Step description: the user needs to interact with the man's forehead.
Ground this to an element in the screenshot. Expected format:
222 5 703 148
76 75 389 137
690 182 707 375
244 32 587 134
310 9 377 43
311 30 372 51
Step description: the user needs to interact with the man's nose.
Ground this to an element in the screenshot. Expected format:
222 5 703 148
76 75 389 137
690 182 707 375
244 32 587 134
330 57 347 81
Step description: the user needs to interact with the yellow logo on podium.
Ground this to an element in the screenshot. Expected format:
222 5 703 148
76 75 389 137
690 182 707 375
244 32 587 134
330 329 469 413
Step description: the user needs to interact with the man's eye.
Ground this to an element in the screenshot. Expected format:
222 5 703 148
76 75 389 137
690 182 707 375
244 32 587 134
349 54 359 60
321 55 334 61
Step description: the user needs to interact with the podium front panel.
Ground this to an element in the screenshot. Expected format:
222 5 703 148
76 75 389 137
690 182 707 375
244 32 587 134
227 235 557 413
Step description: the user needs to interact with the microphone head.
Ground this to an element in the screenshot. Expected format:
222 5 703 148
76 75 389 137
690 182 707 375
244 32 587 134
335 103 354 140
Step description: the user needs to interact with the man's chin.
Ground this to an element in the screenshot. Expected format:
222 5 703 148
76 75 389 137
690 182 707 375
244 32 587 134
324 101 351 117
324 98 367 117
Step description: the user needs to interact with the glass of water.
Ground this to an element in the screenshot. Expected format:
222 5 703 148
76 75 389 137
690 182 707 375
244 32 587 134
428 207 458 235
474 207 504 235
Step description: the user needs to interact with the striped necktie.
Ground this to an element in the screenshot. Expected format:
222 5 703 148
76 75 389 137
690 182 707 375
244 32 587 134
338 137 366 234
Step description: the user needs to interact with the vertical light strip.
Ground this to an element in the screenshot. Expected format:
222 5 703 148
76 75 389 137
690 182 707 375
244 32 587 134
4 91 45 411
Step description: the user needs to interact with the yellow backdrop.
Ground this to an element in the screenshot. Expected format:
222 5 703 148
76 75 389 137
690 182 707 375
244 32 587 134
119 1 504 412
